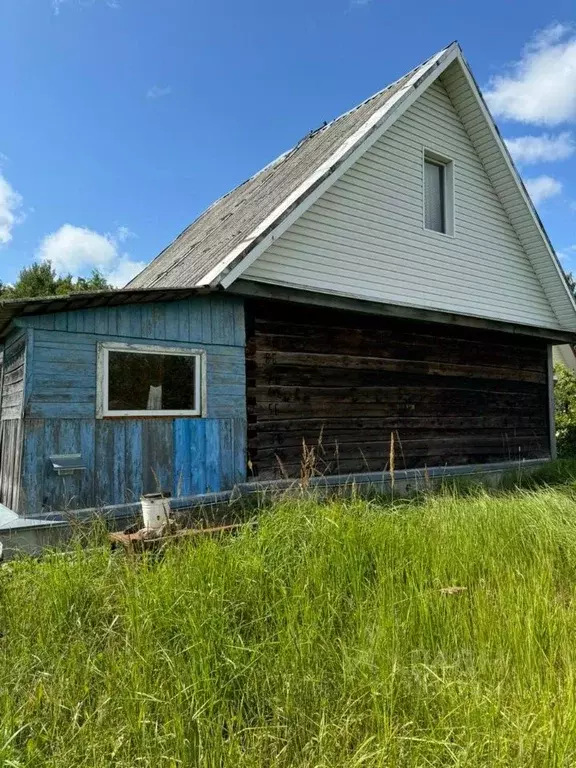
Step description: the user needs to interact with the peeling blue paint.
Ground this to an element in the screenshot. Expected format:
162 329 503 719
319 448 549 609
10 296 247 514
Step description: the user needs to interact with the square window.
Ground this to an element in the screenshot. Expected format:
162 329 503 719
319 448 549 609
97 343 204 418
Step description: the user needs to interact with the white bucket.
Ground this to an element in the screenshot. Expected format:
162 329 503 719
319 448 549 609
141 493 171 530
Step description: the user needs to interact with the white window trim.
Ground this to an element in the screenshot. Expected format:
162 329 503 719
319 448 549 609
96 342 206 419
422 147 455 238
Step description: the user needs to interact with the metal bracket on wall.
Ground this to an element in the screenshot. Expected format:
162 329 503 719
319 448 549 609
49 454 87 477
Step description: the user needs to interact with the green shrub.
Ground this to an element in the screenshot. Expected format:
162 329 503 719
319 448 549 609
555 362 576 457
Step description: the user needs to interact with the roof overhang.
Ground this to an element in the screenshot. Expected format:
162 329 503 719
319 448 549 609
0 287 210 340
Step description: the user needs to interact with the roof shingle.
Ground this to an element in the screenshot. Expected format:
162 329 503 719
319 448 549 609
128 54 440 289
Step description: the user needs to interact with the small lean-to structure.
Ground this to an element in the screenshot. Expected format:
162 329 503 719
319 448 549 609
1 42 575 516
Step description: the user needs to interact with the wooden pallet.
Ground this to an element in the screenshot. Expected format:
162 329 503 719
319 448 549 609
109 522 245 554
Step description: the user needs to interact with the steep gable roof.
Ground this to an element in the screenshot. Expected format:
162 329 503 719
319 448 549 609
129 45 451 289
129 42 576 333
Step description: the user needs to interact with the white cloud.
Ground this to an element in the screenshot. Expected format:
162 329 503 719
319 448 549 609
0 174 23 246
524 175 563 204
505 132 575 164
146 86 172 100
38 224 117 273
106 257 147 287
484 24 576 125
37 224 144 287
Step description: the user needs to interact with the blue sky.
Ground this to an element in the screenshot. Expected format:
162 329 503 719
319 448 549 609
1 0 576 286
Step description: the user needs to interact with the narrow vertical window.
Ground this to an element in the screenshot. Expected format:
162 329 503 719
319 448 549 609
424 158 446 233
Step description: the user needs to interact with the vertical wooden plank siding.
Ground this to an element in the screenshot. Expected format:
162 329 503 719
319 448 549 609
11 296 247 513
173 419 192 497
205 419 221 493
189 419 207 495
0 420 23 511
125 420 143 502
246 299 551 479
19 419 45 514
94 420 114 506
78 419 96 507
219 418 234 490
142 419 173 495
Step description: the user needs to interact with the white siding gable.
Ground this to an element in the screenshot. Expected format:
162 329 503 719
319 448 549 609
244 77 561 330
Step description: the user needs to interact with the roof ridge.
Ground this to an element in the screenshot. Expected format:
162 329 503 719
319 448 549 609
128 43 457 291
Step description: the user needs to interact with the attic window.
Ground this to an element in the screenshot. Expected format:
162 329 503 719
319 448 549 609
424 150 454 236
97 343 205 418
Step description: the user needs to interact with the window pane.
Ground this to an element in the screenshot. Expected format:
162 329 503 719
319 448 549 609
425 160 445 233
108 351 197 412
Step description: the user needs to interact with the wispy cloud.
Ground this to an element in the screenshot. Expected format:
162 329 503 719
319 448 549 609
37 225 144 287
505 132 575 165
484 23 576 125
524 175 563 205
52 0 120 15
115 226 136 243
349 0 371 8
557 244 576 262
146 85 172 100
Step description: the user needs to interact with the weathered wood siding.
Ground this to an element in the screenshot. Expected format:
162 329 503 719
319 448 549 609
244 77 561 330
15 296 247 513
19 416 246 513
0 419 23 511
0 332 27 510
1 332 26 421
246 299 551 479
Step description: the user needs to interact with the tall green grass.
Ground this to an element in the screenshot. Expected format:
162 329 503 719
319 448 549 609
3 489 576 766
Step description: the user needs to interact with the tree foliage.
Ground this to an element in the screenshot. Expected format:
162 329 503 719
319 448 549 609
555 362 576 457
0 261 112 300
565 271 576 296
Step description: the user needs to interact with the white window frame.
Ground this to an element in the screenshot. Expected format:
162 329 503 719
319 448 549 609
423 148 455 237
96 342 206 419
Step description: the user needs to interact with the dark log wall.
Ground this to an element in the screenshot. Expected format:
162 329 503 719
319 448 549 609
245 299 551 479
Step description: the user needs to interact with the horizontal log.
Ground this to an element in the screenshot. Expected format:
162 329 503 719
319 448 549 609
251 450 548 474
253 428 548 451
252 330 546 372
253 448 550 479
248 303 547 350
247 391 545 420
250 415 547 433
255 433 548 462
252 351 546 384
249 379 546 402
249 379 546 399
246 298 551 479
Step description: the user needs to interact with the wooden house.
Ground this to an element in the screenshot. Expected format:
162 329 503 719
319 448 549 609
1 42 575 515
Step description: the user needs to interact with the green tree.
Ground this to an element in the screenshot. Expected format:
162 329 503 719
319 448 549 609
0 261 112 300
554 362 576 457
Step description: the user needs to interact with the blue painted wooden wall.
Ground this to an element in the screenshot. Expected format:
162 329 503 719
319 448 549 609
13 295 247 513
